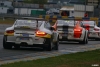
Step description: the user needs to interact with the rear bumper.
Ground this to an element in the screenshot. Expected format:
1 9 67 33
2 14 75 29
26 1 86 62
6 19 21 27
6 35 45 45
88 32 100 39
7 42 45 47
88 35 100 39
59 34 84 41
59 37 84 41
59 39 83 42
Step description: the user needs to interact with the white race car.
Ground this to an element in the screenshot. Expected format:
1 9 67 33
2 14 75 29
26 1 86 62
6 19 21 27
81 21 100 40
3 17 59 51
52 19 88 44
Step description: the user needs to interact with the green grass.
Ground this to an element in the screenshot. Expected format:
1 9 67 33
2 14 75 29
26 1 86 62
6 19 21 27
0 49 100 67
0 19 55 25
0 19 15 25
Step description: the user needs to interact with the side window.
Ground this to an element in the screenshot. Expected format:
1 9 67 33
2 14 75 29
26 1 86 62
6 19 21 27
14 20 17 25
47 22 51 27
44 22 51 29
94 21 96 26
38 21 43 27
80 22 84 27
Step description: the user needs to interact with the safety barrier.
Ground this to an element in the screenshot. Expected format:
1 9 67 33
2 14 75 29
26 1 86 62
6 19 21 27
38 15 100 26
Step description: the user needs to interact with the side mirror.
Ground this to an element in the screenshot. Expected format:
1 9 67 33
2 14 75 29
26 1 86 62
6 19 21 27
49 27 55 30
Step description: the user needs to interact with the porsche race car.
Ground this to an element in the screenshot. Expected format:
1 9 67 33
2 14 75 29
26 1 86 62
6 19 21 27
52 19 88 44
81 21 100 40
3 17 59 51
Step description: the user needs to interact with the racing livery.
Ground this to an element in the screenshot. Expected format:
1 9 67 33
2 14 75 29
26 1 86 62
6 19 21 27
82 21 100 40
52 19 88 44
3 17 59 51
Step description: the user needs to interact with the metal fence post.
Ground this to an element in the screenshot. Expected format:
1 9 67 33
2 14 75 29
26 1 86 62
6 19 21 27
84 0 86 13
92 0 94 17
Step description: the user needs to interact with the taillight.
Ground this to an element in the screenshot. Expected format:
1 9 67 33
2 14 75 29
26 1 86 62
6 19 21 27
94 28 99 31
83 24 90 30
6 30 14 33
36 31 47 36
74 29 82 32
74 28 82 38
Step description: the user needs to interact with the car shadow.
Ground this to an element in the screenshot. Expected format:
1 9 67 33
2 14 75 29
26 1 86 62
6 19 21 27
11 47 45 52
59 41 87 45
11 47 57 52
88 39 100 41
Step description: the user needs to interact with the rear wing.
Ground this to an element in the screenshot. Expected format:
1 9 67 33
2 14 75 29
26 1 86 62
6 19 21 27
57 18 75 21
16 17 47 21
57 18 86 21
57 18 76 25
15 17 47 27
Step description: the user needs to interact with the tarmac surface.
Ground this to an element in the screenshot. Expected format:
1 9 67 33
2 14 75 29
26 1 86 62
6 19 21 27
0 24 100 65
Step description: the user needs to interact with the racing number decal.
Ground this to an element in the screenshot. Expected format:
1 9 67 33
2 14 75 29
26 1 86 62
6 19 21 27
65 21 69 23
28 20 31 22
64 20 74 25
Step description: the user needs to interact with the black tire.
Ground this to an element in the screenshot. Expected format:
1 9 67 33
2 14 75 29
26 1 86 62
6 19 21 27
95 38 100 41
43 38 53 51
54 37 59 50
14 45 20 49
79 32 88 44
47 38 53 51
79 38 85 44
3 35 12 49
85 36 88 44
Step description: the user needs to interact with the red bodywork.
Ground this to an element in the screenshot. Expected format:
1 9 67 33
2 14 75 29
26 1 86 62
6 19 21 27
82 21 91 31
74 21 83 38
83 24 90 30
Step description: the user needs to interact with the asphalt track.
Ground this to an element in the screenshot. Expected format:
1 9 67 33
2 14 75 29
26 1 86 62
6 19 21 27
0 24 100 65
0 24 11 34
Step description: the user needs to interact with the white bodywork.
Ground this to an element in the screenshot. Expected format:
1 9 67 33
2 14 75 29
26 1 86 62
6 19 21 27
4 19 58 46
89 25 100 39
56 20 88 42
82 21 100 39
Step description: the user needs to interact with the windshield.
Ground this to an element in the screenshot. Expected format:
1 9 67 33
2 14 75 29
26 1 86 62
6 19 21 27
14 20 44 27
82 21 95 26
57 20 75 25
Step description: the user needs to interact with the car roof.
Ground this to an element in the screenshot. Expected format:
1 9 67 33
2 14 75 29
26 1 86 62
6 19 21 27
57 18 75 20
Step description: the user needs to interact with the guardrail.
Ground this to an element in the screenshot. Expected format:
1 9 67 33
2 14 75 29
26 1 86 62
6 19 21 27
38 15 100 26
0 14 100 27
0 14 39 19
